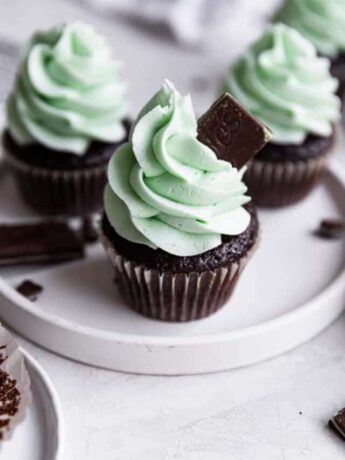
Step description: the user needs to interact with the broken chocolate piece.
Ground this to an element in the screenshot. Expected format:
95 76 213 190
0 221 84 267
82 216 99 244
197 93 272 168
329 408 345 441
16 280 43 301
316 219 345 239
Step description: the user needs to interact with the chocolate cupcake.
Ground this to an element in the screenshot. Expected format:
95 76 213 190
3 21 129 216
224 24 341 207
101 80 271 322
276 0 345 99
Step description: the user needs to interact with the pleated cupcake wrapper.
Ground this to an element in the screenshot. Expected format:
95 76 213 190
5 152 107 216
0 324 31 445
244 154 329 208
101 232 258 322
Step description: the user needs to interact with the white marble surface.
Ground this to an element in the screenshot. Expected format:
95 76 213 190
1 0 345 458
17 316 345 460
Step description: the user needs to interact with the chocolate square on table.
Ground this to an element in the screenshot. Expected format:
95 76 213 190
197 93 272 169
329 408 345 441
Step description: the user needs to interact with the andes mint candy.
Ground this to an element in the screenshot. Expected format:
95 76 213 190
197 93 272 168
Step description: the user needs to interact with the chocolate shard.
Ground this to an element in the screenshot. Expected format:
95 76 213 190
197 93 272 168
81 216 99 244
329 408 345 441
316 219 345 240
0 221 84 267
16 280 43 302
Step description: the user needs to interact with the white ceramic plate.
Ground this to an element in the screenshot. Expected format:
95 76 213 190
0 161 344 375
1 349 63 460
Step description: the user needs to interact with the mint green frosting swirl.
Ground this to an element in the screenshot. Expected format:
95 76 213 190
104 80 251 257
224 24 340 145
277 0 345 57
7 21 127 155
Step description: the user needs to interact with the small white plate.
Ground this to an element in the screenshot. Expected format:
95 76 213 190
0 162 344 375
1 349 64 460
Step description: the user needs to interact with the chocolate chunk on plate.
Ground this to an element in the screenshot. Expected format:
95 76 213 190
16 280 43 301
329 408 345 441
197 93 272 169
316 219 345 240
0 221 84 267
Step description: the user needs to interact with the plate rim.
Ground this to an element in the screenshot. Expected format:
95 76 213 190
0 162 344 348
20 348 64 460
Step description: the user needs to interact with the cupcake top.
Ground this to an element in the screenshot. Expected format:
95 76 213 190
104 80 251 257
224 24 340 145
6 21 127 155
276 0 345 58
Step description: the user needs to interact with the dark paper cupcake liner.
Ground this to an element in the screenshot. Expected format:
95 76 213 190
101 232 258 322
5 152 107 216
244 154 329 208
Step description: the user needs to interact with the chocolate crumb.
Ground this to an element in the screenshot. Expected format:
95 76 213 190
316 219 345 240
0 368 21 440
16 280 43 301
329 408 345 441
82 216 99 244
0 347 6 366
299 411 302 415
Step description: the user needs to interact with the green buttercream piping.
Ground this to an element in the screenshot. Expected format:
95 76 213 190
104 80 251 257
224 24 340 145
276 0 345 57
6 21 127 155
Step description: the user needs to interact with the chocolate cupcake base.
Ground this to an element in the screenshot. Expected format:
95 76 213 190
245 155 329 207
5 153 107 216
3 124 130 216
100 208 259 322
245 133 334 208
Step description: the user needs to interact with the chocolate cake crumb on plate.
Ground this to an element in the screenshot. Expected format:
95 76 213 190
16 280 43 302
316 219 345 240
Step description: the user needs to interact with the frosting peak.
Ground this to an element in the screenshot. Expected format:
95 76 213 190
7 21 127 155
104 80 251 257
276 0 345 58
224 24 340 145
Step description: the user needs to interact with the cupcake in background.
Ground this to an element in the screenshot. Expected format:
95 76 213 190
3 21 129 216
275 0 345 97
101 80 271 322
224 24 341 207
